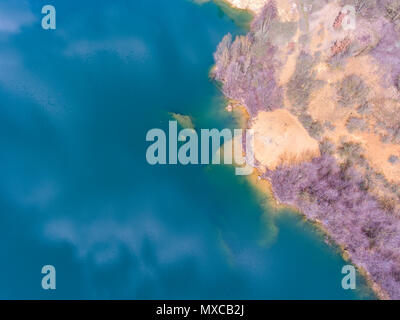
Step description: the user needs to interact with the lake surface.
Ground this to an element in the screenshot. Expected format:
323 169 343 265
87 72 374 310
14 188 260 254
0 0 374 299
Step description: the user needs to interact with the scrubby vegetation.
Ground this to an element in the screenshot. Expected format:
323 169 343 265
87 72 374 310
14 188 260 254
371 14 400 87
213 2 283 117
287 53 324 113
338 1 400 86
389 155 399 164
323 121 335 131
336 75 369 107
298 113 324 140
328 38 354 68
346 116 368 133
319 139 336 155
341 0 391 19
397 75 400 91
267 155 400 299
373 99 400 144
338 140 366 166
357 101 373 115
386 1 400 24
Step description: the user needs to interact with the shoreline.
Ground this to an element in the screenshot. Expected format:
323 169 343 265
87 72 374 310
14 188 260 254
213 0 399 300
228 99 388 300
216 0 266 14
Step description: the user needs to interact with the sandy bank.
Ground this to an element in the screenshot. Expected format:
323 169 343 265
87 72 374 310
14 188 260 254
252 109 320 169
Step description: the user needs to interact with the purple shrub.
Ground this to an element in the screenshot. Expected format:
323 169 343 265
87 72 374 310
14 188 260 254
336 75 369 107
266 155 400 299
372 99 400 144
287 52 324 113
388 155 399 164
250 0 278 42
346 116 368 133
397 74 400 91
385 0 400 24
338 2 400 88
357 101 373 115
212 1 282 118
319 139 336 155
298 113 324 140
213 33 232 82
371 20 400 88
337 140 366 165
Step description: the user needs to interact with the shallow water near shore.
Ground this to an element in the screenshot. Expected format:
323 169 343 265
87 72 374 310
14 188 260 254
0 0 375 298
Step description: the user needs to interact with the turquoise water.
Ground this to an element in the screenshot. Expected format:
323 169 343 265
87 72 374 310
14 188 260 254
0 0 374 299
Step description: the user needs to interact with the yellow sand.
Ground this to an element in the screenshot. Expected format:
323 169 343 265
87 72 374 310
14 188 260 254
251 109 320 169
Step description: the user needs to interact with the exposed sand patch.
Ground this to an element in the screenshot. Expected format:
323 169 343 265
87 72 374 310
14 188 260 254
251 109 320 169
307 85 338 123
224 0 297 18
226 0 268 14
361 133 400 182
